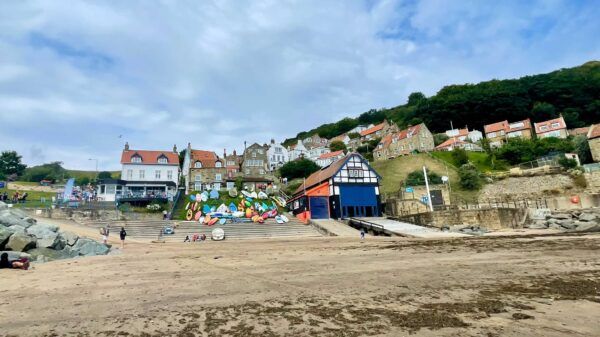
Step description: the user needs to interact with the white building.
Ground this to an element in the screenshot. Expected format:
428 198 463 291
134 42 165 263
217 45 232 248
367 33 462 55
316 150 346 167
96 143 180 203
348 124 372 135
329 134 351 145
267 139 289 171
445 128 483 143
288 141 308 161
307 146 330 161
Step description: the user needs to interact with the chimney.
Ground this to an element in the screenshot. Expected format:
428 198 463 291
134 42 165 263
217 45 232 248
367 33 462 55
244 141 247 150
173 144 177 153
271 138 275 144
224 148 227 158
124 142 129 151
233 149 237 156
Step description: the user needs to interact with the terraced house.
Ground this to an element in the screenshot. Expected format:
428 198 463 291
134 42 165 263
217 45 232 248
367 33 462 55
484 119 533 147
373 123 434 161
534 116 568 139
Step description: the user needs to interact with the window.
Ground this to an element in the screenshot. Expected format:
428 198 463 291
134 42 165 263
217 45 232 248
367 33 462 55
245 169 250 174
215 161 222 168
226 182 235 190
348 169 364 178
227 161 235 166
213 183 221 191
194 161 202 168
259 169 264 175
106 185 116 194
157 156 168 164
127 169 133 179
194 182 201 191
540 125 548 131
215 173 222 181
258 149 264 154
509 122 524 129
488 132 496 138
252 152 257 158
131 156 142 163
155 170 161 179
551 122 560 128
167 170 173 180
195 174 201 182
139 170 145 179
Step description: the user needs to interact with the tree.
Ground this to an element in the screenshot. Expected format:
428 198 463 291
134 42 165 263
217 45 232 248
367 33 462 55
98 171 113 179
329 140 347 153
21 162 66 183
405 170 443 186
573 135 593 164
407 92 426 106
76 176 91 186
531 102 557 120
348 132 361 139
451 148 469 166
278 159 320 180
458 164 482 190
0 151 27 178
433 133 449 146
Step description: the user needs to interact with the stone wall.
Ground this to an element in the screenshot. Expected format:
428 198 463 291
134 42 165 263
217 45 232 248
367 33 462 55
589 138 600 163
395 208 526 231
25 208 163 222
479 174 585 200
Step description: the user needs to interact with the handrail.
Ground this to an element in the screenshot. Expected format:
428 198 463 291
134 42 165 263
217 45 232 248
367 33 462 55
168 188 183 220
347 217 385 231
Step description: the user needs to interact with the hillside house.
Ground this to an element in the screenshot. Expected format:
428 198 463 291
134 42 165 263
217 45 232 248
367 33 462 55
588 124 600 162
96 143 179 203
329 133 351 145
224 150 242 179
568 126 590 137
534 116 568 139
288 141 308 161
373 123 434 161
302 134 329 149
359 120 398 142
316 150 345 167
484 119 533 147
289 153 381 219
307 146 330 162
242 143 270 178
182 145 227 193
445 128 483 142
434 138 483 152
266 139 289 171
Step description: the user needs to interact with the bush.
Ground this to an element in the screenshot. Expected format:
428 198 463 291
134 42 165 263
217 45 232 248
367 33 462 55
433 133 449 146
98 171 113 179
405 170 443 186
558 157 578 169
279 159 320 180
21 162 66 183
451 148 469 166
572 174 587 188
458 163 482 190
329 140 347 153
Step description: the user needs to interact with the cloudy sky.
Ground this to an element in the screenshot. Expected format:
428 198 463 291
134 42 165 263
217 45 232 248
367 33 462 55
0 0 598 170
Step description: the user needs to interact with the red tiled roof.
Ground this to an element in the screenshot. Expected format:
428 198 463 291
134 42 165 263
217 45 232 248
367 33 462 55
396 124 422 140
318 150 344 160
360 122 385 136
294 153 353 194
588 124 600 139
434 138 466 150
534 116 566 134
484 120 508 134
121 150 179 165
191 150 221 168
330 134 348 142
375 134 393 151
507 119 531 132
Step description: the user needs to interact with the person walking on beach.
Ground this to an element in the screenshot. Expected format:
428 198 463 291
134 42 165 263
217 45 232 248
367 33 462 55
360 228 365 242
101 225 110 244
119 227 127 249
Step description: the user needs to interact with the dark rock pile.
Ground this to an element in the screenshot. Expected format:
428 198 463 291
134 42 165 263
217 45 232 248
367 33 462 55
525 208 600 232
0 201 110 262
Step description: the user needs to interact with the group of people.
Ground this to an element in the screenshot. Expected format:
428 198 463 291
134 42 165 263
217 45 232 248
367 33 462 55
184 233 206 242
0 253 30 270
1 191 28 204
100 225 128 249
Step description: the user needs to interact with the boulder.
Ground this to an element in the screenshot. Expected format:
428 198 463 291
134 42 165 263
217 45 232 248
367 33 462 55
59 231 79 246
527 221 548 229
0 201 7 210
548 223 563 230
552 213 571 220
6 232 37 251
0 226 14 249
558 219 576 229
27 223 58 237
8 225 26 234
72 238 109 256
578 213 598 222
547 218 559 224
36 232 60 249
0 250 31 261
573 222 600 232
0 212 30 228
22 217 37 225
27 247 78 262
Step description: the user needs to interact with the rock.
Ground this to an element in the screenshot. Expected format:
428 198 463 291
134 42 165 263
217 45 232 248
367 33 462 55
547 218 559 224
578 213 598 222
0 226 14 249
573 222 600 232
551 213 571 220
25 224 63 249
0 250 31 260
558 219 576 229
527 221 548 229
27 223 59 237
548 223 563 230
36 232 60 249
0 212 30 228
0 201 7 210
71 238 109 256
27 247 78 262
6 232 37 251
8 225 26 234
59 231 79 246
22 217 37 225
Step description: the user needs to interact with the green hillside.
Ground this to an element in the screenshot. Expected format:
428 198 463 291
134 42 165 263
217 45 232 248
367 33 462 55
371 153 479 202
284 61 600 146
66 170 120 180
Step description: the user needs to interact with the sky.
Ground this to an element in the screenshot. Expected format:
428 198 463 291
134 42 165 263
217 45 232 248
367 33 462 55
0 0 599 171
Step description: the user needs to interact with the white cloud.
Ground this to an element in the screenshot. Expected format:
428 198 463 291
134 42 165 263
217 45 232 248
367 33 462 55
0 0 598 170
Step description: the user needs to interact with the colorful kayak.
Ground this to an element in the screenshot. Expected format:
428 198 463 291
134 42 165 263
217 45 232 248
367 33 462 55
280 215 289 223
185 202 190 210
216 203 228 213
200 192 209 202
244 200 251 207
258 191 268 199
232 211 245 218
209 189 219 199
241 190 252 198
189 194 196 202
228 188 238 197
218 218 227 225
275 215 284 224
202 204 211 214
186 209 193 221
229 203 237 212
203 214 211 224
208 217 219 226
194 211 202 221
271 196 286 207
250 191 258 199
245 208 252 218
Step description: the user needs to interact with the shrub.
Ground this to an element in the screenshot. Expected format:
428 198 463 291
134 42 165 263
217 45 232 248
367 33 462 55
405 170 443 186
458 163 482 190
329 140 347 153
451 148 469 166
572 173 587 188
98 171 113 179
279 159 320 180
558 157 578 169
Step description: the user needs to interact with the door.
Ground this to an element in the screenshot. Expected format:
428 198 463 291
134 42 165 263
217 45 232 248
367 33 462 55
430 190 444 206
310 197 329 219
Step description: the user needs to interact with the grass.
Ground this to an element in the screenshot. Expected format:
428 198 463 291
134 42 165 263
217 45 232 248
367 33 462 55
430 151 497 172
66 170 120 180
371 153 480 202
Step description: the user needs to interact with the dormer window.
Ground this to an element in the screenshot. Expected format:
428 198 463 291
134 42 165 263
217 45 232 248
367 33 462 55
131 155 142 163
194 161 202 168
157 155 168 164
215 161 223 168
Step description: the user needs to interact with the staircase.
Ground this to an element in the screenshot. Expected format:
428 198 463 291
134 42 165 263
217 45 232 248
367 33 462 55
76 216 322 241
